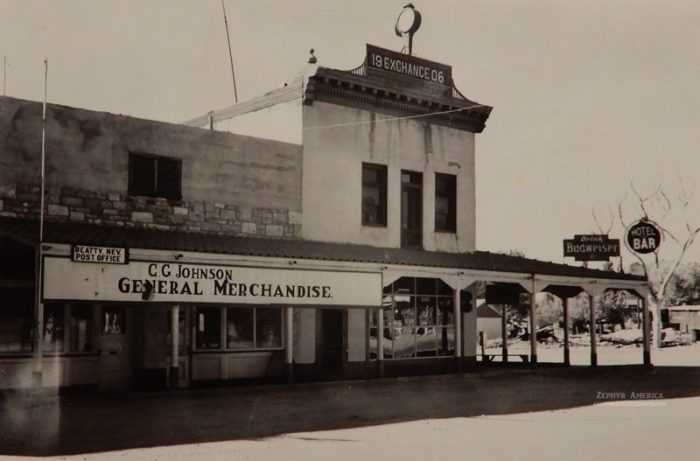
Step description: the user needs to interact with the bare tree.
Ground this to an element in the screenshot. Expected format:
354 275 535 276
616 178 700 346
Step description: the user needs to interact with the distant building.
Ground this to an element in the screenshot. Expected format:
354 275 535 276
0 41 647 391
667 306 700 340
476 303 503 342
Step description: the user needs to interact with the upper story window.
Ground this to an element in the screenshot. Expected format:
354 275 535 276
128 153 182 200
362 163 387 226
435 173 456 233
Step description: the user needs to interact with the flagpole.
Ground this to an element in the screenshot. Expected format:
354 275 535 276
40 58 47 241
34 58 48 388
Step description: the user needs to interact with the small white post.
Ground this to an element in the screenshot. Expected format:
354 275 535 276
642 296 651 365
285 307 294 381
529 278 537 364
589 294 597 366
170 304 179 388
454 287 462 371
563 297 570 365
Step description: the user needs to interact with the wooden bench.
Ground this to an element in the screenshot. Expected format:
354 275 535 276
480 354 529 363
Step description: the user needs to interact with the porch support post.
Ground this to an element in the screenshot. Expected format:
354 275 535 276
642 296 651 366
563 297 571 366
589 294 597 367
170 304 179 389
501 305 508 363
454 287 462 372
377 306 385 378
529 277 537 365
285 307 294 382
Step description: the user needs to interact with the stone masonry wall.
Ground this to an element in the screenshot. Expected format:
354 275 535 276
0 183 302 238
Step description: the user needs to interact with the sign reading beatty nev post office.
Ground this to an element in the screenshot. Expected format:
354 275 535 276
72 245 128 264
43 257 382 306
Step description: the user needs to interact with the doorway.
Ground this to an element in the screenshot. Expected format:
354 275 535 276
320 310 345 376
98 305 133 390
401 170 423 248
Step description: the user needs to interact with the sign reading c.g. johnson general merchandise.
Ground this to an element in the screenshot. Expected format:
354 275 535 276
43 257 382 306
366 44 452 86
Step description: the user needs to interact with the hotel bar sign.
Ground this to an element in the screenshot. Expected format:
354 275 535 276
43 257 383 306
563 234 620 261
366 44 452 86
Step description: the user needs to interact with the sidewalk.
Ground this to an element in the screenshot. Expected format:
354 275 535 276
2 366 699 456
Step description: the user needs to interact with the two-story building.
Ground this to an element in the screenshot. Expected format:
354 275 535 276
0 42 650 392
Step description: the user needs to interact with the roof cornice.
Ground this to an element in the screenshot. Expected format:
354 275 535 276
304 65 492 133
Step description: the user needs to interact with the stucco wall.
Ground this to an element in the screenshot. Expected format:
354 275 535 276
0 97 302 237
301 101 475 251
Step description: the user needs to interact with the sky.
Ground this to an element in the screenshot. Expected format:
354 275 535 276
2 0 700 266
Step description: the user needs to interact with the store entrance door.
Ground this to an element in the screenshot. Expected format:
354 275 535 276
320 310 344 376
98 305 133 391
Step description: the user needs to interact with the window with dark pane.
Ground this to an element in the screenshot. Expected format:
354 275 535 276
435 173 456 233
70 305 92 352
128 153 182 200
227 307 254 349
255 308 282 348
195 307 221 349
43 304 65 352
362 163 387 226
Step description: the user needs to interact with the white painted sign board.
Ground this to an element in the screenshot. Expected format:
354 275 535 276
43 257 382 306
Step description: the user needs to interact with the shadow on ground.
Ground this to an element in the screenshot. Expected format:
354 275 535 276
2 366 699 456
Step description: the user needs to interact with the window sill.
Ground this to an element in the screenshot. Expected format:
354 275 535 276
434 229 457 234
192 348 283 354
361 223 388 228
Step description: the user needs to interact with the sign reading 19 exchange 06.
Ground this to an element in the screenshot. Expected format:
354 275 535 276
366 44 452 86
42 257 382 306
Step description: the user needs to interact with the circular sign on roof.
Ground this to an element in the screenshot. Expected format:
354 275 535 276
396 4 421 35
626 219 662 254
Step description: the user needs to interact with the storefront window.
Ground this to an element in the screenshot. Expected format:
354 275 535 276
380 277 455 359
195 306 283 351
256 308 282 349
102 306 125 335
43 304 65 352
196 307 221 349
227 307 254 349
0 287 34 353
70 305 92 352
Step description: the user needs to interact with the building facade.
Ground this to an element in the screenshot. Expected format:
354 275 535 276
0 43 649 391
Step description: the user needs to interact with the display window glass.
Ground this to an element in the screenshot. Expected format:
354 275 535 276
195 306 283 352
102 306 126 335
371 277 455 359
227 307 254 349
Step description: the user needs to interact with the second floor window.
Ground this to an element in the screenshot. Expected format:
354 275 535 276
362 163 387 226
435 173 456 233
128 153 182 200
